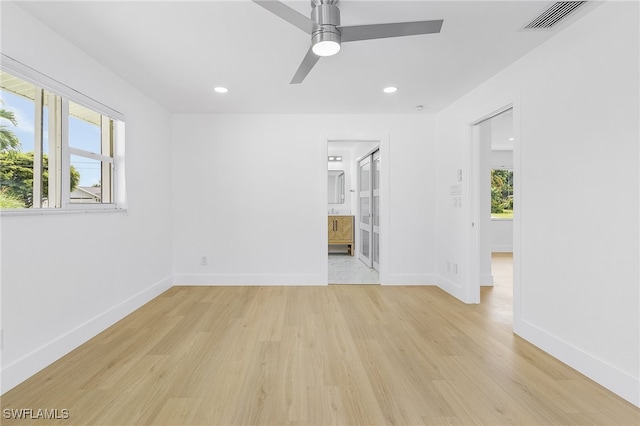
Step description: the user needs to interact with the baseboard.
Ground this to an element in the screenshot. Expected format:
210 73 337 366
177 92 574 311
173 274 326 286
382 274 440 286
436 275 468 302
514 317 639 407
1 276 173 394
480 273 494 286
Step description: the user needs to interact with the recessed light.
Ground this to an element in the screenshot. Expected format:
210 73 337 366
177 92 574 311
509 137 514 141
214 86 229 94
383 86 397 94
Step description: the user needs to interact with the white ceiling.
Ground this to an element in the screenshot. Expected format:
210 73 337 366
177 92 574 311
14 1 598 114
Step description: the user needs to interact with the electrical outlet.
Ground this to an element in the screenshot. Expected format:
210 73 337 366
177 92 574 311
201 256 208 266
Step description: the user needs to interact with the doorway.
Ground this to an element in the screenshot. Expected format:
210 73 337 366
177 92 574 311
327 140 380 284
469 107 515 302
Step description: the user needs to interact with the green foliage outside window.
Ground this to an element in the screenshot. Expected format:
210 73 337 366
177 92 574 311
491 169 513 219
0 101 80 208
0 151 80 208
0 101 21 152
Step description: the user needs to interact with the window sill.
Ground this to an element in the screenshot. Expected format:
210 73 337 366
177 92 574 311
0 206 127 217
491 217 513 221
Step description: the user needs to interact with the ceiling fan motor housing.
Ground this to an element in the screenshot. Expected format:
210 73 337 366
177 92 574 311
311 2 341 48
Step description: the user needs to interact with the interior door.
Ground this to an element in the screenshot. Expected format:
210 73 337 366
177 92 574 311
358 155 373 267
372 150 381 271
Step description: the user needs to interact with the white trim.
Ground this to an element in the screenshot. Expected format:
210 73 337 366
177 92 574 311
0 207 127 217
491 245 513 253
68 147 114 164
0 276 173 394
515 318 640 407
0 54 124 121
173 274 326 286
32 87 43 208
383 274 440 285
466 124 481 303
60 98 70 206
437 274 466 301
480 273 494 286
470 105 514 126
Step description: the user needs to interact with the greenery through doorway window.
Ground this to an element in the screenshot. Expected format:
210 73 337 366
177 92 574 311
491 169 513 219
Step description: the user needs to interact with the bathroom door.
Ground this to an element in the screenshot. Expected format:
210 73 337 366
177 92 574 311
372 150 380 271
358 155 373 267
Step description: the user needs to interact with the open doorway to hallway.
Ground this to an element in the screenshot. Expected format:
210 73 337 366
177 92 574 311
470 107 515 301
484 253 513 313
328 140 380 284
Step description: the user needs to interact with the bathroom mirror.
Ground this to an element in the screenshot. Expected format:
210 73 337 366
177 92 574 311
328 170 345 204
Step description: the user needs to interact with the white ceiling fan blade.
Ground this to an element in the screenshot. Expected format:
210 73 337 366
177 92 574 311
252 1 317 34
340 20 444 43
290 47 321 84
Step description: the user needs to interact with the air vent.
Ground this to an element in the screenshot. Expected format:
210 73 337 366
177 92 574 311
524 1 587 29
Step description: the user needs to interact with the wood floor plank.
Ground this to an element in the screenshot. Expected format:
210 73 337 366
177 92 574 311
2 256 638 425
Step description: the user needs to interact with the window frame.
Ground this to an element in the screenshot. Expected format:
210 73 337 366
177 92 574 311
0 54 126 215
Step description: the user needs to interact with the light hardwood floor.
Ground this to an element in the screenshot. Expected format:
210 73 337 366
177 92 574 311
2 254 638 425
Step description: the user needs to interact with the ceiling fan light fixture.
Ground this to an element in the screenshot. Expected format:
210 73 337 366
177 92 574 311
312 31 341 56
312 40 341 56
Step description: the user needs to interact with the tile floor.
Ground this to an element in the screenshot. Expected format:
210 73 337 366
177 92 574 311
328 253 380 284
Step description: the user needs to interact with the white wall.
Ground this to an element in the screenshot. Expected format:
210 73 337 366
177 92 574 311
171 114 438 286
436 1 639 405
491 220 513 253
0 2 174 393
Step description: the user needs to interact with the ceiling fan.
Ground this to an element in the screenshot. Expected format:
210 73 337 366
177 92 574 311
252 0 444 84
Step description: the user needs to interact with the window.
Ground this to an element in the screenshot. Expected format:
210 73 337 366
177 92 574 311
0 63 123 211
491 169 513 219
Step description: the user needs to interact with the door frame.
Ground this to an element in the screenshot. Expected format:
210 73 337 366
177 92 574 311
467 101 521 323
323 136 389 285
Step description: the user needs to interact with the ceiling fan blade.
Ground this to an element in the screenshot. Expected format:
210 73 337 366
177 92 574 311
290 47 321 84
252 1 316 34
340 19 443 43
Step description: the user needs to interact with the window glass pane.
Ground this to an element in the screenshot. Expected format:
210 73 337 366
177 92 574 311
360 162 370 192
373 157 380 190
69 101 101 153
373 232 379 263
373 195 379 226
491 169 514 219
0 72 37 209
70 154 101 203
361 229 370 258
360 197 369 225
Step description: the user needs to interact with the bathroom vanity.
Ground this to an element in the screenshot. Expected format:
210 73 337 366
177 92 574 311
328 215 354 255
